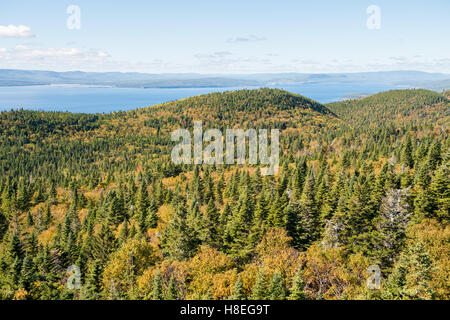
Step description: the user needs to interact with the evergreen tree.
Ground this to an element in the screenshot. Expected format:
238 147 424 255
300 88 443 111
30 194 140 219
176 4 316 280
268 273 286 300
85 260 102 300
383 242 435 300
147 206 158 229
231 277 245 300
19 254 35 290
160 198 200 260
250 271 267 300
401 135 414 168
203 198 219 247
151 273 163 300
429 164 449 221
164 276 178 300
288 269 306 300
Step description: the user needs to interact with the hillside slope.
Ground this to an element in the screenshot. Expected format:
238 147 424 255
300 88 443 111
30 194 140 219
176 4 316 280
0 88 448 301
327 89 449 127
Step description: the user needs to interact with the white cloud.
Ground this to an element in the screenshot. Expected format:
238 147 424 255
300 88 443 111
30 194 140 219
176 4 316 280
0 45 180 73
0 25 35 38
14 45 28 51
0 46 112 71
194 51 232 59
97 51 109 58
227 35 267 43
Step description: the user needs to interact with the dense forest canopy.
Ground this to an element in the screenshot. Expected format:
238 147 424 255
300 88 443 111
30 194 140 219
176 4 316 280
0 88 448 300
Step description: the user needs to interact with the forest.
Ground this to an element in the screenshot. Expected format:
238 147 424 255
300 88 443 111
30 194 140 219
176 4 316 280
0 88 448 300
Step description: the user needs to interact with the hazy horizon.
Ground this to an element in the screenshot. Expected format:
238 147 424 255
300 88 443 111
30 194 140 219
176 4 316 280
1 68 450 76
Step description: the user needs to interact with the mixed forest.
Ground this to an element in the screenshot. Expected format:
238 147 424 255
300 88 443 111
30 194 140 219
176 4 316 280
0 88 448 300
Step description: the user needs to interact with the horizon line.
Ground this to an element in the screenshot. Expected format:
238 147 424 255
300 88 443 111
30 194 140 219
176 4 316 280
1 68 449 76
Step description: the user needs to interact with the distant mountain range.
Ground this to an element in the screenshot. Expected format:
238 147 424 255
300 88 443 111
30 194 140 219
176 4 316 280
0 69 449 90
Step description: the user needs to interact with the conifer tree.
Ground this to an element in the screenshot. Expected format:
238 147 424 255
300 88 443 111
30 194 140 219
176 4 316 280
151 273 163 300
147 206 158 229
401 135 414 168
383 242 435 300
268 273 286 300
19 254 35 290
288 269 306 300
204 198 219 247
296 177 319 250
250 271 267 300
164 276 178 300
160 198 200 260
231 277 245 300
429 164 449 221
85 260 102 300
427 141 441 171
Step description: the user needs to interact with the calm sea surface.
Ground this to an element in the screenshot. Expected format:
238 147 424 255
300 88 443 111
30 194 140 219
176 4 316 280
0 82 408 113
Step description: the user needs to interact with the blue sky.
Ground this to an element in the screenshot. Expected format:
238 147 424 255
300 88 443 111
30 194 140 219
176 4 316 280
0 0 449 74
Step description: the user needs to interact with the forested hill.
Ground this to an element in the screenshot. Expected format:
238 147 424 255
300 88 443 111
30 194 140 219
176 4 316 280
0 88 448 300
327 89 449 126
147 88 334 115
135 88 336 133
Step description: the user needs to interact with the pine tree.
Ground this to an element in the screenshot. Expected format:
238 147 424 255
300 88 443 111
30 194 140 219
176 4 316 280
160 198 200 260
109 190 125 225
147 206 158 229
164 276 178 300
427 141 441 171
119 218 129 244
0 209 7 241
250 271 267 300
223 189 254 260
267 194 288 227
19 254 35 290
429 164 449 221
16 181 31 212
26 212 34 227
9 232 24 262
248 194 268 248
268 273 286 300
85 260 102 300
231 277 245 300
296 177 319 250
136 180 149 224
401 135 414 168
383 242 435 300
288 269 306 300
151 273 163 300
203 198 219 247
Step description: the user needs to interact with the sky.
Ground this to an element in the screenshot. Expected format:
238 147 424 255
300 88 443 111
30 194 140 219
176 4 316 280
0 0 449 74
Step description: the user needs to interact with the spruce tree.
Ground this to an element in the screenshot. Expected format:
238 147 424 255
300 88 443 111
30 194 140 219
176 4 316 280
19 254 35 290
203 198 219 247
231 277 245 300
160 198 200 260
268 273 286 300
288 269 306 300
85 260 102 300
164 276 178 300
151 273 163 300
250 271 267 300
429 164 449 221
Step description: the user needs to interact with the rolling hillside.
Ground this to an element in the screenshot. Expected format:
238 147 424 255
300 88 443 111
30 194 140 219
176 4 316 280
0 88 448 300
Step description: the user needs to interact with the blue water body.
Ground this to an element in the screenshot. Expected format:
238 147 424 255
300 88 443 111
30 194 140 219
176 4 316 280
0 82 409 113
